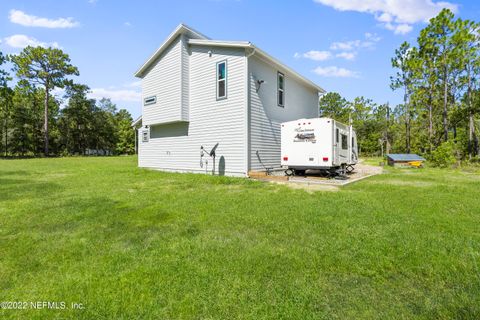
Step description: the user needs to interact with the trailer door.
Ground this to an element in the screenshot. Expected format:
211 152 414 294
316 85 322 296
333 125 340 166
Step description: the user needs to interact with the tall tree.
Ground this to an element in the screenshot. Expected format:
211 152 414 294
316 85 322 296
10 46 79 155
422 9 459 142
319 92 351 123
418 27 440 153
457 20 480 158
115 109 135 155
391 42 416 153
0 51 12 157
59 83 96 154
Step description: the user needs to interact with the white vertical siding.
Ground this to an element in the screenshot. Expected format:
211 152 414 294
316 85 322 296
248 56 319 171
139 45 247 176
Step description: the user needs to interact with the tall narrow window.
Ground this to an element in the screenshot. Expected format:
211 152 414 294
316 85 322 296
336 128 339 144
217 61 227 100
277 72 285 107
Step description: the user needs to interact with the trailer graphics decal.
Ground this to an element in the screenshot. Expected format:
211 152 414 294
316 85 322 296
294 127 316 143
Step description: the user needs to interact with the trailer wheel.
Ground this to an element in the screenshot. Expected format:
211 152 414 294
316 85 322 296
285 168 294 176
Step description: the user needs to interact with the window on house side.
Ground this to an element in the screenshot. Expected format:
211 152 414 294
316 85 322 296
277 72 285 107
217 61 227 99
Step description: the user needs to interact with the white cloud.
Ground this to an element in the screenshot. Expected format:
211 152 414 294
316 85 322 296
88 88 141 102
385 22 413 35
313 66 359 78
124 81 141 88
313 0 458 34
9 9 79 28
329 32 380 52
296 33 378 62
364 32 381 42
4 34 60 49
88 0 98 3
336 52 356 60
294 50 332 61
330 40 361 51
124 21 132 27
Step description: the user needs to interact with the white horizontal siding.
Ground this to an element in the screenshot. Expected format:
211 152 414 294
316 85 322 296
181 33 190 121
139 45 246 176
249 56 319 171
142 35 183 125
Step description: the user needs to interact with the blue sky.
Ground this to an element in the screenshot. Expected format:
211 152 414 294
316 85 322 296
1 0 479 118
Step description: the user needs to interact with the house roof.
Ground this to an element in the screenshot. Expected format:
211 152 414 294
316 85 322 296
386 154 426 161
131 115 142 128
188 39 325 93
134 24 325 93
134 23 209 77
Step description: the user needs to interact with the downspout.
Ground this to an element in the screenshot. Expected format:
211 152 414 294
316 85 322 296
318 91 326 118
134 127 137 155
244 45 256 177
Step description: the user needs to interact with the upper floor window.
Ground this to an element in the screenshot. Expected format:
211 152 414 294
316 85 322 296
217 61 227 100
277 72 285 107
144 96 156 106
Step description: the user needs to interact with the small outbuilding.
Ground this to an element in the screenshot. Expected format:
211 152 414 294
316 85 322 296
386 154 426 167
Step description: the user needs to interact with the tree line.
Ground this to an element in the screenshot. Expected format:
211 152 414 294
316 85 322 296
320 9 480 164
0 46 135 157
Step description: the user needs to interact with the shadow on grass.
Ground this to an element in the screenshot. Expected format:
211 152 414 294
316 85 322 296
0 170 32 177
0 178 60 202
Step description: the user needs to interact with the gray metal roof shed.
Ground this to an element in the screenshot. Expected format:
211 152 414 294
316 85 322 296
386 154 426 161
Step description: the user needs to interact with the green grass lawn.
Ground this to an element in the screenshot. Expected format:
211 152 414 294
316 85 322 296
1 156 480 319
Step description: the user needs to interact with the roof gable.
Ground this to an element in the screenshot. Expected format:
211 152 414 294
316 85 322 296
134 24 325 93
134 23 208 78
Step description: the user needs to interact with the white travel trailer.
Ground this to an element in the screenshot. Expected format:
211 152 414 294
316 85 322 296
280 118 358 176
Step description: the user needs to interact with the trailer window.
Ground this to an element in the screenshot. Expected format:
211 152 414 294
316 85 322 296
336 129 339 144
217 61 227 100
341 134 348 150
277 72 284 107
352 137 355 148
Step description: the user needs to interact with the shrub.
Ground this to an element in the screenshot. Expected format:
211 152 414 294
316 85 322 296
430 141 457 168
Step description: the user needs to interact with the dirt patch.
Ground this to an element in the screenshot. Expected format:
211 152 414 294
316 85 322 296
249 161 383 191
273 181 340 192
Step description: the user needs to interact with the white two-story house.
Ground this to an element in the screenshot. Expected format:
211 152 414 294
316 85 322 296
134 24 325 177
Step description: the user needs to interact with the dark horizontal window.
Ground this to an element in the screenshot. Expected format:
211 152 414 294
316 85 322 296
144 96 156 106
